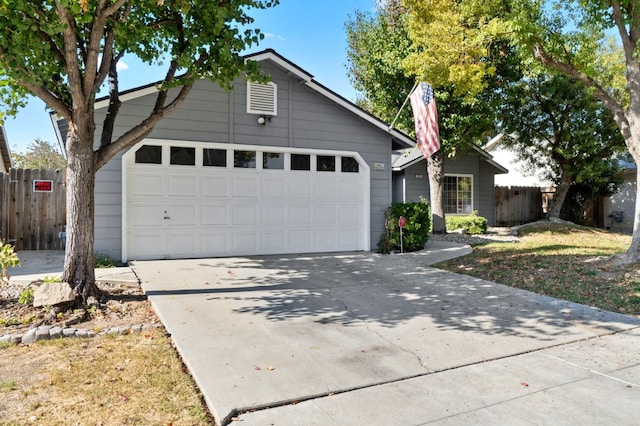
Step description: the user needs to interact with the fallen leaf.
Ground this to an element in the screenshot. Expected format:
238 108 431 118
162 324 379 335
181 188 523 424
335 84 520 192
267 366 276 371
520 382 529 387
254 366 261 371
119 394 128 402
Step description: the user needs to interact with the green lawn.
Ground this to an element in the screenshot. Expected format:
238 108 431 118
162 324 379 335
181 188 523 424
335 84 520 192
434 223 640 315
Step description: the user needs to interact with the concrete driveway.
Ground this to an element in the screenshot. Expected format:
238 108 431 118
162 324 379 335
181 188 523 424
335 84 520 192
132 242 640 425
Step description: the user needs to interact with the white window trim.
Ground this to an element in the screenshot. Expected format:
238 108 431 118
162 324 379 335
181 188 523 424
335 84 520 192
444 173 474 215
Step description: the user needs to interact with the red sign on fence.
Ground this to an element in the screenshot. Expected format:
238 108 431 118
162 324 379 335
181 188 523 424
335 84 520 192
33 180 53 192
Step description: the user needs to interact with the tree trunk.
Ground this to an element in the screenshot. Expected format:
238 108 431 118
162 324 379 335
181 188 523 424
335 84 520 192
61 128 99 304
547 167 572 219
618 123 640 264
618 165 640 264
427 151 445 234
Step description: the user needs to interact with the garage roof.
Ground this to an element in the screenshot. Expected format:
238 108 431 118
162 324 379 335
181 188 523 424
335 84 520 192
392 145 508 174
0 126 13 171
54 49 415 150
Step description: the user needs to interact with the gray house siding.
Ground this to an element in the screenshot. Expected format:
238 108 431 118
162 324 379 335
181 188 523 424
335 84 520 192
392 150 500 226
478 160 497 226
402 162 429 203
92 60 395 259
94 153 123 258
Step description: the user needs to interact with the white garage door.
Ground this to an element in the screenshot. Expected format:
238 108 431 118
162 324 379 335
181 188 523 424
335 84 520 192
122 140 370 261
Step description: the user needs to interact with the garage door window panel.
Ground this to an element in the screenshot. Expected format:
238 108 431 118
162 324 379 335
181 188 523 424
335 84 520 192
203 148 227 167
317 155 335 172
234 150 256 168
291 154 311 171
341 157 359 173
263 152 284 170
170 147 195 166
135 145 162 164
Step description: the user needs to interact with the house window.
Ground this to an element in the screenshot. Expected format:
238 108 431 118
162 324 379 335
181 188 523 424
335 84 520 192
341 157 359 173
234 150 256 168
291 154 311 171
135 145 162 164
444 175 473 214
203 148 227 167
317 155 335 172
170 146 195 166
263 152 284 169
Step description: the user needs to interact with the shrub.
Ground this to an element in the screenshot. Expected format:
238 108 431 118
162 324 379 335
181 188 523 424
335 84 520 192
18 287 34 305
0 239 20 285
378 201 431 253
94 252 118 268
445 211 488 235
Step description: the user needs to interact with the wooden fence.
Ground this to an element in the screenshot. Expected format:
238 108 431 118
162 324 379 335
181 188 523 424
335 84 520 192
0 169 66 250
495 186 554 226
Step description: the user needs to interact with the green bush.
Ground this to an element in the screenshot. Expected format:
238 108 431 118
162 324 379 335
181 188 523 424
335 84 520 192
378 201 431 253
94 252 118 268
18 287 34 305
445 211 488 235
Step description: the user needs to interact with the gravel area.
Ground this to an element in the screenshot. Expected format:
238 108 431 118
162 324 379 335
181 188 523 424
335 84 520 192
429 227 521 245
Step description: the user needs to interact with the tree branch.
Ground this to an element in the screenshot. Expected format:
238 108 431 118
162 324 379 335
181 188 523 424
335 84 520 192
83 0 110 99
99 51 125 149
533 42 631 140
55 1 85 109
17 79 72 120
94 83 194 169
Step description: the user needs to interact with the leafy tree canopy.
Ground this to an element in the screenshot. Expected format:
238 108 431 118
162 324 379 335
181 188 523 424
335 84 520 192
11 139 67 170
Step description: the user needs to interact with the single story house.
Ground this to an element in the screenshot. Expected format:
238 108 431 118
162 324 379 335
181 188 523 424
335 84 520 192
0 126 12 173
53 49 507 262
392 146 508 226
602 160 637 233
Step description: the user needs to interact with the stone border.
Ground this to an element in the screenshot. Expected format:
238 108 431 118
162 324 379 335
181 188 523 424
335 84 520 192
0 323 164 345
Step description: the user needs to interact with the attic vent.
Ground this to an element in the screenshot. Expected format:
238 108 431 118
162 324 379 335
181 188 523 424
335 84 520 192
247 81 277 116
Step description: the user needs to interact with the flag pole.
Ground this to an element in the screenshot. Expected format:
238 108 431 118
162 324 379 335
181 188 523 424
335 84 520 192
388 81 419 131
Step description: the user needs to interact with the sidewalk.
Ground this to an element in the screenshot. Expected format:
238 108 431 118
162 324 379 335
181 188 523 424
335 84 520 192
6 250 138 286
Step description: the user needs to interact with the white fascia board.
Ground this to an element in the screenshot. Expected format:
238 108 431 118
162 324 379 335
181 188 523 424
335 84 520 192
94 85 159 110
246 51 313 82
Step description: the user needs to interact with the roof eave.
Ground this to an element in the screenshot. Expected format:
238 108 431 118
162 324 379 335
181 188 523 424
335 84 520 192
0 126 13 170
88 49 415 149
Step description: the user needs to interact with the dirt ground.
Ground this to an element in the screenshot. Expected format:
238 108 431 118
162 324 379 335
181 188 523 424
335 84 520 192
0 282 214 425
0 281 160 338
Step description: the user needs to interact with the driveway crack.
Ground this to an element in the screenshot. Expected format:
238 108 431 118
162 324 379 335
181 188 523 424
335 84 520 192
329 289 430 371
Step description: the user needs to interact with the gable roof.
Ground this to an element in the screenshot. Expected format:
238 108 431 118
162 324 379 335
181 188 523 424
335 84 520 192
0 126 13 171
392 144 508 174
60 49 414 149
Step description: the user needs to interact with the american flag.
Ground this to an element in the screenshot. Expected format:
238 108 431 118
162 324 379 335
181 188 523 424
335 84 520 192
409 82 440 158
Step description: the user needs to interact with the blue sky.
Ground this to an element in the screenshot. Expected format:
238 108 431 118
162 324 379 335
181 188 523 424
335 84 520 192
3 0 377 154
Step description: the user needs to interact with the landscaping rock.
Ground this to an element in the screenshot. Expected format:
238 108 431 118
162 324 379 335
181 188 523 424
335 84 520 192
49 326 63 339
9 334 23 344
35 327 51 341
21 329 37 344
0 334 10 344
33 282 75 307
62 328 77 337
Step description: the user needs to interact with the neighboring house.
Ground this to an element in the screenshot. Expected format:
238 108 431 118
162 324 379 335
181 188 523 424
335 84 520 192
602 160 637 233
0 126 13 173
391 146 508 227
53 49 419 261
484 134 553 188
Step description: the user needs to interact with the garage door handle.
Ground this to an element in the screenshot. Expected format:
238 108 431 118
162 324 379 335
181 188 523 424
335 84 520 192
163 216 170 219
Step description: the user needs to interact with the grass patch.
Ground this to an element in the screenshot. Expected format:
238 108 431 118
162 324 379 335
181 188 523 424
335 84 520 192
435 223 640 315
0 380 17 391
0 329 212 425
